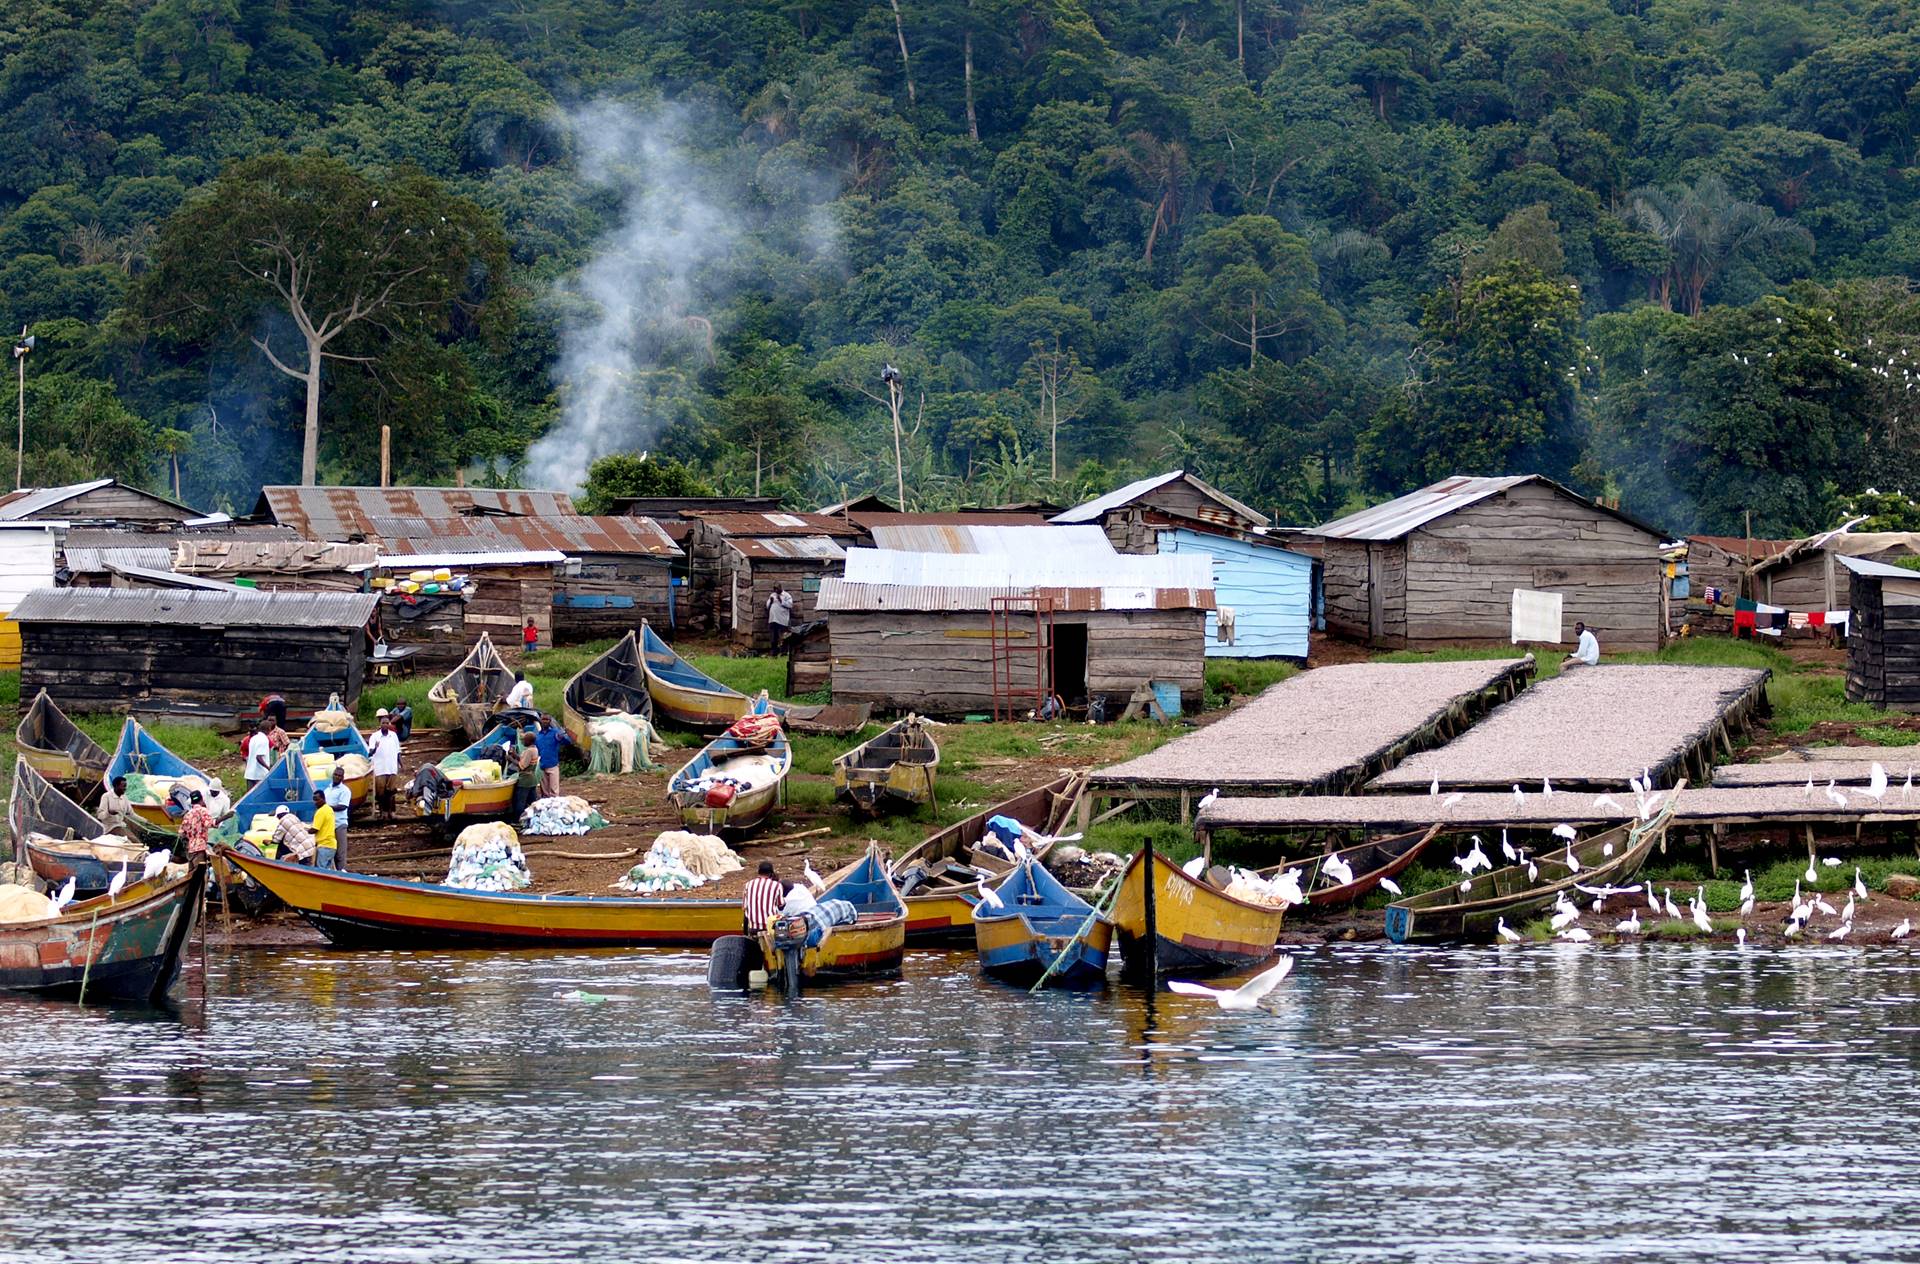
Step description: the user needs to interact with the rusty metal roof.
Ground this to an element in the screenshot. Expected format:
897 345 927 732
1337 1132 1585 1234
11 586 379 628
257 486 583 539
173 540 381 575
684 510 859 538
726 536 847 562
370 514 679 557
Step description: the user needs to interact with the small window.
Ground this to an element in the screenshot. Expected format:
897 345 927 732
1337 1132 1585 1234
801 576 821 593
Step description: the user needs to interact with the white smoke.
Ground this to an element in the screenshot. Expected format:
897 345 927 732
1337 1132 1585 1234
526 103 758 492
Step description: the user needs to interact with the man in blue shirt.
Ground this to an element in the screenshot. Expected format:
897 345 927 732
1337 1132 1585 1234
533 714 573 800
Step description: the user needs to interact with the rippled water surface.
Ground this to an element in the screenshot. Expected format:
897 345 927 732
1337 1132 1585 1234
0 944 1916 1262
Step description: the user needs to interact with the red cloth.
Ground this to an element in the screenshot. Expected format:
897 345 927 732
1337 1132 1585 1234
1733 608 1756 629
1808 611 1827 627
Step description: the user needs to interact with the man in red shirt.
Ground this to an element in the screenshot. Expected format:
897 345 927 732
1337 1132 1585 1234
742 861 786 934
178 791 216 859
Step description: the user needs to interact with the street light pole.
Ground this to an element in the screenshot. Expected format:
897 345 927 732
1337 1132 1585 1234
12 327 31 491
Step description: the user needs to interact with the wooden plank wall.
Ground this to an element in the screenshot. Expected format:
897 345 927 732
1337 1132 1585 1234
1847 570 1920 711
1405 483 1661 650
20 622 366 712
684 523 727 634
552 557 671 643
1085 610 1207 707
1762 546 1917 613
54 486 195 523
786 622 832 694
724 555 836 652
1320 539 1372 641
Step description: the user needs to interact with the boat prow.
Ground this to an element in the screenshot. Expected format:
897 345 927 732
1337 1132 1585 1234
1110 848 1285 979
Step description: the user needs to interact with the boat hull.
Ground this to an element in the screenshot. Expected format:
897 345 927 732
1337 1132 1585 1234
23 839 147 897
974 914 1112 989
903 889 977 943
676 782 780 834
223 849 746 948
1111 849 1283 979
1303 825 1441 910
0 870 201 1002
17 748 89 783
762 917 906 986
649 679 749 730
833 765 936 813
441 780 516 820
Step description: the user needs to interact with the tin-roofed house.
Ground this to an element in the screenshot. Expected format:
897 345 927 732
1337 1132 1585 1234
684 511 861 649
817 547 1215 717
1748 530 1920 616
1314 475 1666 651
0 478 201 527
171 540 382 592
1842 554 1920 710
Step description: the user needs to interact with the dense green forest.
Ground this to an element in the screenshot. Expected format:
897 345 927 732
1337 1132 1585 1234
7 0 1920 535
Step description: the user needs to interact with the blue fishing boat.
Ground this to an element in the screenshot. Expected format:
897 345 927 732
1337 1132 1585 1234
300 717 372 805
736 845 906 993
216 749 319 846
972 858 1114 991
667 695 790 834
103 718 223 837
12 761 146 897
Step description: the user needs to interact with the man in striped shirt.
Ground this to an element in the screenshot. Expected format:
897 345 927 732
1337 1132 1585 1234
742 861 786 933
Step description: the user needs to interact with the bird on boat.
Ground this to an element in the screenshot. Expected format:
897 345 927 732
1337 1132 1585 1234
50 877 76 913
804 860 824 892
1738 870 1755 917
1894 918 1912 939
1560 927 1593 942
1854 867 1869 900
1465 838 1491 872
1379 877 1403 896
1459 879 1473 893
1321 853 1355 887
1500 831 1517 862
1183 856 1207 878
1552 823 1577 842
1274 869 1306 906
1563 844 1580 874
973 880 1004 910
143 849 171 881
1167 955 1293 1010
1525 858 1538 881
1663 888 1682 920
1614 909 1641 934
1197 787 1220 814
107 863 129 902
1442 792 1464 808
1496 918 1522 943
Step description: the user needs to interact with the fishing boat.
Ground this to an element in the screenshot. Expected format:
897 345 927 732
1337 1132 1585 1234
1284 824 1443 911
103 718 225 837
890 773 1088 943
1384 807 1674 945
832 715 939 814
561 630 655 745
299 718 373 806
755 846 907 992
640 620 751 729
1111 848 1286 980
424 722 523 820
428 632 517 735
14 689 109 785
11 761 144 897
972 857 1113 990
217 848 745 947
667 696 790 834
216 748 320 848
0 863 202 1002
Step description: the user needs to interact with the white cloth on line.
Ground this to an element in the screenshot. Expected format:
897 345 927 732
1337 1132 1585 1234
1510 589 1563 644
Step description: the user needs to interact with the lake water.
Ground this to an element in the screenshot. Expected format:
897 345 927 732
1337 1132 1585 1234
0 944 1916 1263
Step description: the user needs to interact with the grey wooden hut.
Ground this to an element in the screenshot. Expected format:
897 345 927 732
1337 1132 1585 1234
1313 475 1666 651
1842 554 1920 710
682 511 860 649
1749 531 1920 614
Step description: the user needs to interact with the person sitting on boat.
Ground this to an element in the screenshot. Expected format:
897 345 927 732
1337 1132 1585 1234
310 791 339 871
178 791 215 860
505 672 535 710
388 699 414 743
511 731 541 818
743 861 786 934
97 775 135 835
271 804 315 863
408 763 453 814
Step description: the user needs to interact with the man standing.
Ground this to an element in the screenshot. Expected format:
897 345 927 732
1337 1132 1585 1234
1566 620 1601 670
243 721 274 785
742 860 786 934
324 766 353 870
97 775 135 835
766 585 794 653
310 790 339 870
368 711 403 819
533 714 573 800
512 731 541 817
261 714 290 757
178 791 215 860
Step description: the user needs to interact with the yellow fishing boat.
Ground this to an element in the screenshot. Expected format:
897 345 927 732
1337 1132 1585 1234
640 620 750 729
831 715 939 814
427 633 517 734
1110 847 1284 980
420 723 521 820
218 848 745 947
755 846 906 992
14 689 109 784
561 630 654 746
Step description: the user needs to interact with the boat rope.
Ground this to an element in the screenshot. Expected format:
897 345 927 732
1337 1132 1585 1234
1029 872 1121 995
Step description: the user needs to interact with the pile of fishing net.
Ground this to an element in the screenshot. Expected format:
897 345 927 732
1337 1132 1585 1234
587 711 662 774
439 754 504 785
518 795 609 836
0 884 57 922
122 772 228 815
445 821 530 892
309 696 354 733
27 833 143 862
1048 846 1126 889
615 830 742 893
725 711 782 747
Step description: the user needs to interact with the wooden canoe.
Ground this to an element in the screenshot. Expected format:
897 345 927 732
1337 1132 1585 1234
890 772 1088 943
1276 824 1443 910
220 848 745 948
427 722 523 820
428 633 517 735
667 696 790 835
973 858 1113 990
1111 848 1285 979
758 847 906 991
299 720 373 806
0 864 202 1003
1383 804 1676 944
14 689 109 784
561 630 655 746
832 715 939 813
219 748 320 848
103 718 225 838
641 620 751 729
12 761 143 896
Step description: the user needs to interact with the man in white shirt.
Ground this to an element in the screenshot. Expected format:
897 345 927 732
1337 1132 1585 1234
367 712 403 819
505 672 535 710
766 586 794 652
323 766 353 869
243 721 274 784
1566 621 1601 669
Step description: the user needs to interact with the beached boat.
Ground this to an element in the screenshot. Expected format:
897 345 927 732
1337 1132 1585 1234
757 847 907 992
1111 848 1286 980
14 689 110 785
640 620 751 729
886 773 1087 942
667 696 790 834
1384 807 1674 944
1286 824 1443 910
0 864 202 1002
973 857 1113 990
12 761 144 897
428 633 518 735
426 723 522 820
561 630 655 746
218 848 744 948
217 748 320 848
832 716 939 814
299 719 372 806
103 718 224 838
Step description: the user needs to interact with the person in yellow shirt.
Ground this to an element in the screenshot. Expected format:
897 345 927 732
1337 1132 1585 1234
310 790 339 871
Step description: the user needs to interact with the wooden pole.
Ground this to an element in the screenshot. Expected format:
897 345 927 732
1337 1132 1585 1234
454 467 465 489
380 425 391 488
1140 838 1158 991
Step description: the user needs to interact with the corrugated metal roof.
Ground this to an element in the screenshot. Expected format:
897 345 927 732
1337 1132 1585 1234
844 546 1212 591
1752 531 1920 577
1053 471 1270 529
370 514 679 557
684 510 858 538
11 586 379 628
848 511 1052 531
1313 474 1665 541
65 525 300 547
727 536 847 561
106 562 238 591
1839 554 1920 581
372 550 568 568
65 546 171 574
259 486 582 539
0 479 112 518
867 524 1112 556
817 577 1214 612
173 540 382 575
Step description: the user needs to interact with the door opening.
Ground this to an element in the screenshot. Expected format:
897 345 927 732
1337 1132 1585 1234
1053 623 1088 705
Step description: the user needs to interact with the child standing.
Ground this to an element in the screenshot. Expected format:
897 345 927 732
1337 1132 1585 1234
523 616 539 654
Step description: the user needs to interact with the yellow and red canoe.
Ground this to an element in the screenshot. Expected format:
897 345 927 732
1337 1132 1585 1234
219 848 745 949
760 847 907 989
1110 848 1283 980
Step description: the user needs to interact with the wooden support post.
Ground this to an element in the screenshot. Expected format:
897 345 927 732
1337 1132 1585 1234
1140 836 1158 992
380 425 391 488
1708 823 1723 876
1179 788 1190 825
1076 791 1092 832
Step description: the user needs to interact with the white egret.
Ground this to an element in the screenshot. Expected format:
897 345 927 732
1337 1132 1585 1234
973 880 1004 910
1805 855 1820 884
1823 857 1843 868
1828 921 1851 941
1541 777 1554 799
1560 927 1592 942
1738 870 1754 917
1854 867 1869 900
51 877 76 913
1512 784 1524 806
1823 782 1846 811
1813 895 1837 917
1429 777 1440 796
1614 910 1641 934
1663 889 1681 920
1500 831 1517 862
1563 844 1580 874
1166 956 1293 1010
803 860 824 892
1379 877 1402 896
1860 763 1889 801
1183 856 1207 878
142 848 171 881
1691 897 1712 934
1894 919 1912 939
1591 794 1623 812
106 863 129 902
1197 787 1220 814
1495 918 1522 943
1736 927 1747 947
1442 792 1464 809
1552 823 1577 842
1550 907 1580 932
1526 859 1538 881
1322 854 1355 887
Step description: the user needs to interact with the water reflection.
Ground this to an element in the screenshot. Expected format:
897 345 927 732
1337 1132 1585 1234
0 944 1915 1262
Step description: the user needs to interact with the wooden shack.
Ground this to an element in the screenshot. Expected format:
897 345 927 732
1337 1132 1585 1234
1750 531 1920 614
13 587 378 715
0 478 200 527
1673 534 1792 635
1841 554 1920 709
1052 469 1269 552
683 511 859 649
785 619 832 696
0 522 60 670
371 550 562 668
818 547 1214 716
1314 475 1666 651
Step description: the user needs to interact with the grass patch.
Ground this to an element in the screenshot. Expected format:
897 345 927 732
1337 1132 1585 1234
1642 916 1741 940
689 654 789 700
1204 658 1298 707
1854 725 1920 746
1643 853 1920 910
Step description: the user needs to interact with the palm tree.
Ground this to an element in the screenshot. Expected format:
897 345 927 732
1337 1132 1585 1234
1622 176 1813 316
1100 132 1191 265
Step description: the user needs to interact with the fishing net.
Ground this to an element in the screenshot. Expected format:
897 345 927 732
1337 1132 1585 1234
615 831 740 893
587 712 661 774
518 796 608 836
445 822 530 892
0 885 57 922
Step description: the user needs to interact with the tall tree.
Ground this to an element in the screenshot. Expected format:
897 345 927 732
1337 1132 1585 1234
1622 175 1813 316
